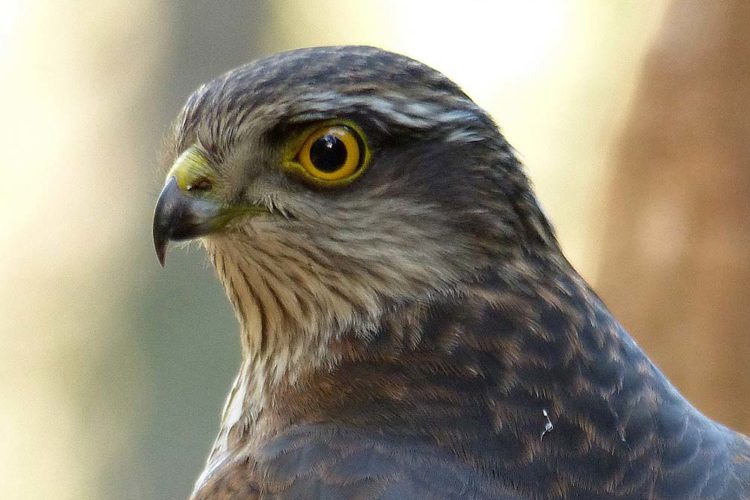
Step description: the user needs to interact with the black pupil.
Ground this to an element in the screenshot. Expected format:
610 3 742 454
309 134 348 173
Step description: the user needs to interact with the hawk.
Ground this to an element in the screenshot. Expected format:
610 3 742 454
153 46 750 499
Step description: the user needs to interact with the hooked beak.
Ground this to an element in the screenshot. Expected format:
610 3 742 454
152 145 266 267
153 176 224 266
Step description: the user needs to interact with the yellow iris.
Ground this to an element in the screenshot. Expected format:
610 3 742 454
289 122 369 186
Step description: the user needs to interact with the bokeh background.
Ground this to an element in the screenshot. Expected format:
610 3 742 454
2 1 749 498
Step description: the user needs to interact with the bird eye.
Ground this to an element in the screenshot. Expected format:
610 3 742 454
294 124 367 185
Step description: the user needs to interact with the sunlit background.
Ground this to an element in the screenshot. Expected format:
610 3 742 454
4 1 749 498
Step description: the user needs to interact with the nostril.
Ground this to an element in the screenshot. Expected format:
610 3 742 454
187 177 212 192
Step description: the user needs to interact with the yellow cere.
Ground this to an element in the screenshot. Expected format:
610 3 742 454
167 145 214 191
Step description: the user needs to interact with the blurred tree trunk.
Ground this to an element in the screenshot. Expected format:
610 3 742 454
597 0 750 434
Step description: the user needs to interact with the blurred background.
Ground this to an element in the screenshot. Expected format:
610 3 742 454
2 1 748 498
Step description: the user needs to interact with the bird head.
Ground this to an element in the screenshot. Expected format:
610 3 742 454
153 46 557 350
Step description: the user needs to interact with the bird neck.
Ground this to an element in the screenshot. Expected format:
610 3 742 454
198 245 729 496
202 222 524 400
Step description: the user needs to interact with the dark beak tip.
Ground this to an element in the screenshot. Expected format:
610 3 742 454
153 177 178 268
155 240 167 267
153 221 169 267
